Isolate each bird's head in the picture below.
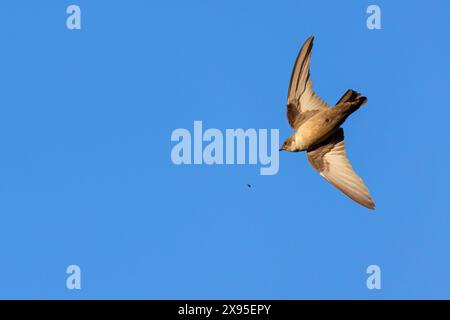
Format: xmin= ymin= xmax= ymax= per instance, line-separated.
xmin=279 ymin=134 xmax=298 ymax=152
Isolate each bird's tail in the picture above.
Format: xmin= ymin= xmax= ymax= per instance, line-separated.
xmin=335 ymin=89 xmax=368 ymax=107
xmin=335 ymin=89 xmax=368 ymax=115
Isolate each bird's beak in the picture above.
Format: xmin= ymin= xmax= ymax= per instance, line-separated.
xmin=279 ymin=147 xmax=284 ymax=151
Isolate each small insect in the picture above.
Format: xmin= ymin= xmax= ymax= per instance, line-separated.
xmin=247 ymin=184 xmax=252 ymax=188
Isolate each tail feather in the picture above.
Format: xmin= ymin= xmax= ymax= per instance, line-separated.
xmin=334 ymin=89 xmax=368 ymax=118
xmin=335 ymin=89 xmax=368 ymax=107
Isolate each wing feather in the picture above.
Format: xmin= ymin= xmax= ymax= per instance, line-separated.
xmin=307 ymin=129 xmax=375 ymax=209
xmin=286 ymin=36 xmax=329 ymax=130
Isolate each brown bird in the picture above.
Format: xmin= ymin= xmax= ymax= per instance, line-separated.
xmin=280 ymin=36 xmax=375 ymax=209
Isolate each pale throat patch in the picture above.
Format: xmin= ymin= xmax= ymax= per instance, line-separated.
xmin=294 ymin=131 xmax=308 ymax=150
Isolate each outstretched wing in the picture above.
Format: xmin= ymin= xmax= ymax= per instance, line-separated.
xmin=287 ymin=36 xmax=329 ymax=130
xmin=306 ymin=129 xmax=375 ymax=209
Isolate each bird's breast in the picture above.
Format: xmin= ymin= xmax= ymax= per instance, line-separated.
xmin=295 ymin=112 xmax=339 ymax=150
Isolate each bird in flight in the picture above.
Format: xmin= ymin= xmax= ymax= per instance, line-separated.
xmin=279 ymin=36 xmax=375 ymax=209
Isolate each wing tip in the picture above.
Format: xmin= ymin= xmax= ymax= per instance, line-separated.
xmin=361 ymin=199 xmax=376 ymax=210
xmin=366 ymin=203 xmax=376 ymax=210
xmin=305 ymin=35 xmax=315 ymax=47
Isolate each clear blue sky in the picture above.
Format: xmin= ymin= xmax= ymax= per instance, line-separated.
xmin=0 ymin=0 xmax=449 ymax=299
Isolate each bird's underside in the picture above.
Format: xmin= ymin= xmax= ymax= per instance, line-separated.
xmin=283 ymin=35 xmax=375 ymax=209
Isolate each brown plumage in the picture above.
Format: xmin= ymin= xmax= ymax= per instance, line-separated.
xmin=280 ymin=36 xmax=375 ymax=210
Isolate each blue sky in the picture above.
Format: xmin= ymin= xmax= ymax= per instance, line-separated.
xmin=0 ymin=0 xmax=449 ymax=299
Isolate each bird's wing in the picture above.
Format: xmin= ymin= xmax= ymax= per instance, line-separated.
xmin=287 ymin=36 xmax=329 ymax=130
xmin=306 ymin=129 xmax=375 ymax=209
